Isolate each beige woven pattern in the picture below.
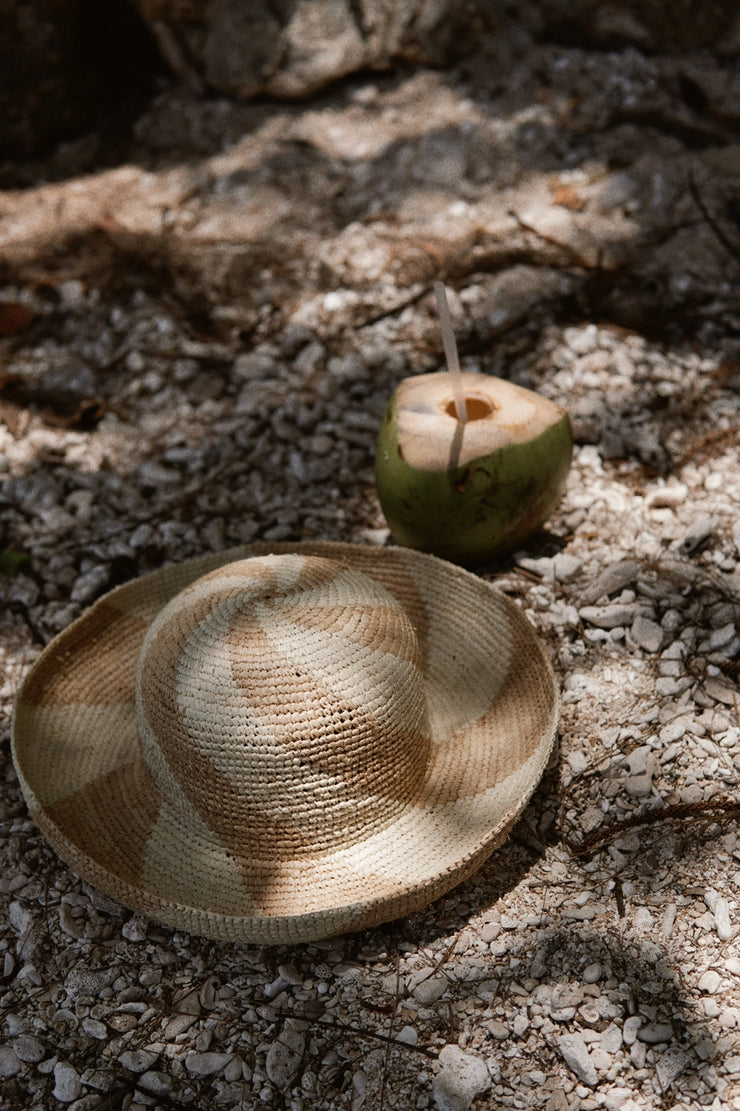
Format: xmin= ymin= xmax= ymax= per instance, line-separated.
xmin=12 ymin=541 xmax=559 ymax=944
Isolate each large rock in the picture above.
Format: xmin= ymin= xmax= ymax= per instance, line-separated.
xmin=135 ymin=0 xmax=486 ymax=98
xmin=532 ymin=0 xmax=740 ymax=51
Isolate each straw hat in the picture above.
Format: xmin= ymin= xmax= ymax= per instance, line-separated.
xmin=12 ymin=541 xmax=558 ymax=945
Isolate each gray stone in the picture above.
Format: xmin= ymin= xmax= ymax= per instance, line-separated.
xmin=656 ymin=1047 xmax=690 ymax=1091
xmin=709 ymin=622 xmax=737 ymax=651
xmin=604 ymin=1088 xmax=633 ymax=1111
xmin=139 ymin=1071 xmax=174 ymax=1097
xmin=53 ymin=1062 xmax=81 ymax=1103
xmin=0 ymin=1047 xmax=22 ymax=1079
xmin=580 ymin=560 xmax=640 ymax=604
xmin=411 ymin=972 xmax=448 ymax=1005
xmin=599 ymin=1024 xmax=623 ymax=1054
xmin=13 ymin=1034 xmax=45 ymax=1062
xmin=580 ymin=604 xmax=639 ymax=629
xmin=64 ymin=967 xmax=115 ymax=998
xmin=676 ymin=514 xmax=713 ymax=553
xmin=265 ymin=1024 xmax=305 ymax=1089
xmin=135 ymin=0 xmax=476 ymax=100
xmin=637 ymin=1022 xmax=674 ymax=1045
xmin=185 ymin=1051 xmax=233 ymax=1078
xmin=433 ymin=1045 xmax=491 ymax=1111
xmin=705 ymin=890 xmax=733 ymax=940
xmin=631 ymin=614 xmax=664 ymax=653
xmin=622 ymin=1016 xmax=642 ymax=1045
xmin=557 ymin=1033 xmax=598 ymax=1087
xmin=698 ymin=969 xmax=721 ymax=994
xmin=582 ymin=962 xmax=602 ymax=984
xmin=120 ymin=1049 xmax=159 ymax=1073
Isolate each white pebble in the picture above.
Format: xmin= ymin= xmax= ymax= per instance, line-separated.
xmin=705 ymin=889 xmax=733 ymax=940
xmin=553 ymin=553 xmax=583 ymax=581
xmin=53 ymin=1062 xmax=81 ymax=1103
xmin=557 ymin=1033 xmax=598 ymax=1087
xmin=582 ymin=962 xmax=602 ymax=984
xmin=698 ymin=970 xmax=721 ymax=994
xmin=433 ymin=1045 xmax=491 ymax=1111
xmin=645 ymin=482 xmax=688 ymax=507
xmin=580 ymin=603 xmax=639 ymax=629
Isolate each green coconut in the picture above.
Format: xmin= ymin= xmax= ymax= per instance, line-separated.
xmin=375 ymin=370 xmax=572 ymax=565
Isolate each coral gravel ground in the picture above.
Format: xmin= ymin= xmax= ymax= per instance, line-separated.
xmin=2 ymin=6 xmax=740 ymax=1109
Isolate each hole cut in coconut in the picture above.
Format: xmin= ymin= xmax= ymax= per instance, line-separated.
xmin=444 ymin=395 xmax=496 ymax=422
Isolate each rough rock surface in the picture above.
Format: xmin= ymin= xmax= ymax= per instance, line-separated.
xmin=134 ymin=0 xmax=485 ymax=99
xmin=2 ymin=5 xmax=740 ymax=1110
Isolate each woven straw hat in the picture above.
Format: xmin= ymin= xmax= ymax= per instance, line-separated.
xmin=12 ymin=541 xmax=558 ymax=945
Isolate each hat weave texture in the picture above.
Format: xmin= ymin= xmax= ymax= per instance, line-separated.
xmin=12 ymin=541 xmax=558 ymax=944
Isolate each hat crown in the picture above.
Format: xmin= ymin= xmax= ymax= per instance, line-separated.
xmin=135 ymin=554 xmax=430 ymax=859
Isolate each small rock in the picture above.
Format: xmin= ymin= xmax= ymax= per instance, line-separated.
xmin=0 ymin=1047 xmax=21 ymax=1078
xmin=626 ymin=745 xmax=653 ymax=776
xmin=64 ymin=967 xmax=114 ymax=999
xmin=622 ymin=1016 xmax=642 ymax=1045
xmin=580 ymin=559 xmax=640 ymax=604
xmin=53 ymin=1062 xmax=81 ymax=1103
xmin=517 ymin=555 xmax=554 ymax=579
xmin=625 ymin=773 xmax=653 ymax=798
xmin=637 ymin=1022 xmax=673 ymax=1045
xmin=557 ymin=1033 xmax=598 ymax=1087
xmin=566 ymin=750 xmax=589 ymax=775
xmin=550 ymin=985 xmax=583 ymax=1022
xmin=120 ymin=1049 xmax=158 ymax=1073
xmin=224 ymin=1057 xmax=244 ymax=1083
xmin=656 ymin=1047 xmax=690 ymax=1091
xmin=676 ymin=514 xmax=713 ymax=553
xmin=599 ymin=1023 xmax=623 ymax=1054
xmin=705 ymin=889 xmax=733 ymax=940
xmin=185 ymin=1051 xmax=232 ymax=1078
xmin=265 ymin=1024 xmax=305 ymax=1090
xmin=70 ymin=566 xmax=109 ymax=604
xmin=659 ymin=718 xmax=689 ymax=744
xmin=582 ymin=962 xmax=602 ymax=984
xmin=138 ymin=1071 xmax=173 ymax=1097
xmin=8 ymin=901 xmax=32 ymax=934
xmin=13 ymin=1034 xmax=45 ymax=1062
xmin=82 ymin=1017 xmax=107 ymax=1040
xmin=121 ymin=915 xmax=149 ymax=941
xmin=698 ymin=969 xmax=721 ymax=994
xmin=604 ymin=1087 xmax=633 ymax=1111
xmin=411 ymin=972 xmax=448 ymax=1005
xmin=433 ymin=1045 xmax=491 ymax=1111
xmin=645 ymin=482 xmax=688 ymax=508
xmin=709 ymin=622 xmax=737 ymax=652
xmin=553 ymin=553 xmax=583 ymax=581
xmin=631 ymin=614 xmax=664 ymax=653
xmin=580 ymin=603 xmax=639 ymax=629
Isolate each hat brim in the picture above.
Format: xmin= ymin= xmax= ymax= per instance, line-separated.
xmin=12 ymin=541 xmax=558 ymax=944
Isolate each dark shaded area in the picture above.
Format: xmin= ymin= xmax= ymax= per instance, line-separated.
xmin=0 ymin=0 xmax=165 ymax=181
